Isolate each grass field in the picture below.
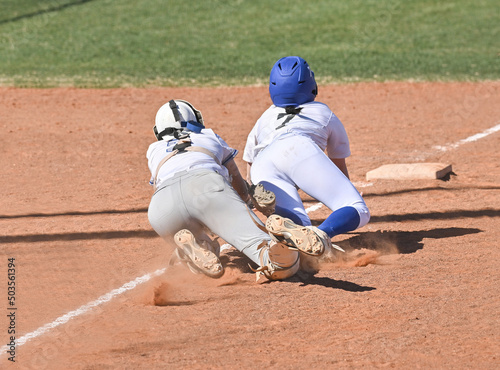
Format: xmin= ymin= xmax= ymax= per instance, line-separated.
xmin=0 ymin=0 xmax=499 ymax=87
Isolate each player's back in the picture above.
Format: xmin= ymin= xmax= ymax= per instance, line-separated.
xmin=147 ymin=129 xmax=236 ymax=188
xmin=245 ymin=101 xmax=342 ymax=161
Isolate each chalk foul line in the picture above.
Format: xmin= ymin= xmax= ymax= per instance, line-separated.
xmin=0 ymin=268 xmax=166 ymax=356
xmin=433 ymin=122 xmax=500 ymax=152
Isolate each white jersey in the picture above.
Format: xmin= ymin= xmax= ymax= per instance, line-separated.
xmin=147 ymin=129 xmax=237 ymax=189
xmin=243 ymin=101 xmax=350 ymax=163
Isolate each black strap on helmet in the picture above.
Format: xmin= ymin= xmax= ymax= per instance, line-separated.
xmin=169 ymin=100 xmax=182 ymax=122
xmin=154 ymin=126 xmax=182 ymax=140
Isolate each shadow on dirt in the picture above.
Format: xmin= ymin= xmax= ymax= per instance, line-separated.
xmin=0 ymin=0 xmax=95 ymax=25
xmin=220 ymin=251 xmax=254 ymax=274
xmin=369 ymin=210 xmax=499 ymax=223
xmin=337 ymin=227 xmax=482 ymax=254
xmin=3 ymin=206 xmax=498 ymax=221
xmin=154 ymin=300 xmax=197 ymax=307
xmin=361 ymin=183 xmax=500 ymax=198
xmin=294 ymin=276 xmax=376 ymax=291
xmin=310 ymin=208 xmax=499 ymax=225
xmin=0 ymin=225 xmax=483 ymax=249
xmin=301 ymin=185 xmax=500 ymax=204
xmin=0 ymin=207 xmax=147 ymax=219
xmin=0 ymin=230 xmax=158 ymax=244
xmin=221 ymin=250 xmax=376 ymax=291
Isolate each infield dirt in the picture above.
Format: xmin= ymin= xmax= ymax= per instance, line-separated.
xmin=1 ymin=82 xmax=499 ymax=369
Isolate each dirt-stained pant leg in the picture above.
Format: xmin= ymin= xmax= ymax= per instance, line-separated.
xmin=182 ymin=170 xmax=273 ymax=265
xmin=148 ymin=169 xmax=271 ymax=266
xmin=148 ymin=174 xmax=188 ymax=238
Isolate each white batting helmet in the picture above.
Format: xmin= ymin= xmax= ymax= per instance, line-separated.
xmin=153 ymin=99 xmax=204 ymax=140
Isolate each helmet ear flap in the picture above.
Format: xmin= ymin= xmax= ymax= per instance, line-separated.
xmin=312 ymin=69 xmax=318 ymax=96
xmin=175 ymin=99 xmax=204 ymax=125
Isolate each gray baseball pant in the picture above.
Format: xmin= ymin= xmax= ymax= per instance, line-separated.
xmin=148 ymin=169 xmax=270 ymax=265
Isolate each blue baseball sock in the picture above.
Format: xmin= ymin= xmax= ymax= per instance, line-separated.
xmin=318 ymin=206 xmax=360 ymax=238
xmin=275 ymin=205 xmax=306 ymax=225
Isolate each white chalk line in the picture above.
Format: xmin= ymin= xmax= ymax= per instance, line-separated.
xmin=6 ymin=122 xmax=499 ymax=356
xmin=433 ymin=122 xmax=500 ymax=152
xmin=0 ymin=268 xmax=166 ymax=356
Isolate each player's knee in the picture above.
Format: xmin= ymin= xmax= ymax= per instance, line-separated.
xmin=355 ymin=203 xmax=370 ymax=229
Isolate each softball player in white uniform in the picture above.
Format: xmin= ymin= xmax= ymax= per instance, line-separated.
xmin=244 ymin=56 xmax=370 ymax=240
xmin=147 ymin=99 xmax=300 ymax=281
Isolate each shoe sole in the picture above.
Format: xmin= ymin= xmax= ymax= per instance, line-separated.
xmin=265 ymin=215 xmax=325 ymax=256
xmin=173 ymin=230 xmax=224 ymax=278
xmin=252 ymin=183 xmax=276 ymax=207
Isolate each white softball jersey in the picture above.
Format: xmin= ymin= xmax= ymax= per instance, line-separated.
xmin=243 ymin=101 xmax=351 ymax=164
xmin=147 ymin=129 xmax=237 ymax=190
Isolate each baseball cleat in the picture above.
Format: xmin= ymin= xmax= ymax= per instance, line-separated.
xmin=173 ymin=229 xmax=224 ymax=278
xmin=247 ymin=182 xmax=276 ymax=216
xmin=314 ymin=227 xmax=345 ymax=253
xmin=265 ymin=215 xmax=328 ymax=256
xmin=252 ymin=183 xmax=276 ymax=207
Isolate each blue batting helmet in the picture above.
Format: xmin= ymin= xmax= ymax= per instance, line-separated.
xmin=269 ymin=56 xmax=318 ymax=107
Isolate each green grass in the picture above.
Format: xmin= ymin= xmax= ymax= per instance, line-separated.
xmin=0 ymin=0 xmax=498 ymax=87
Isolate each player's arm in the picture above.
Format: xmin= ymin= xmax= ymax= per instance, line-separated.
xmin=224 ymin=158 xmax=251 ymax=203
xmin=329 ymin=157 xmax=350 ymax=179
xmin=245 ymin=162 xmax=253 ymax=184
xmin=242 ymin=121 xmax=259 ymax=185
xmin=326 ymin=116 xmax=351 ymax=179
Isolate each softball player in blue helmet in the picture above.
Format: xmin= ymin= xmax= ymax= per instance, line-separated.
xmin=243 ymin=56 xmax=370 ymax=249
